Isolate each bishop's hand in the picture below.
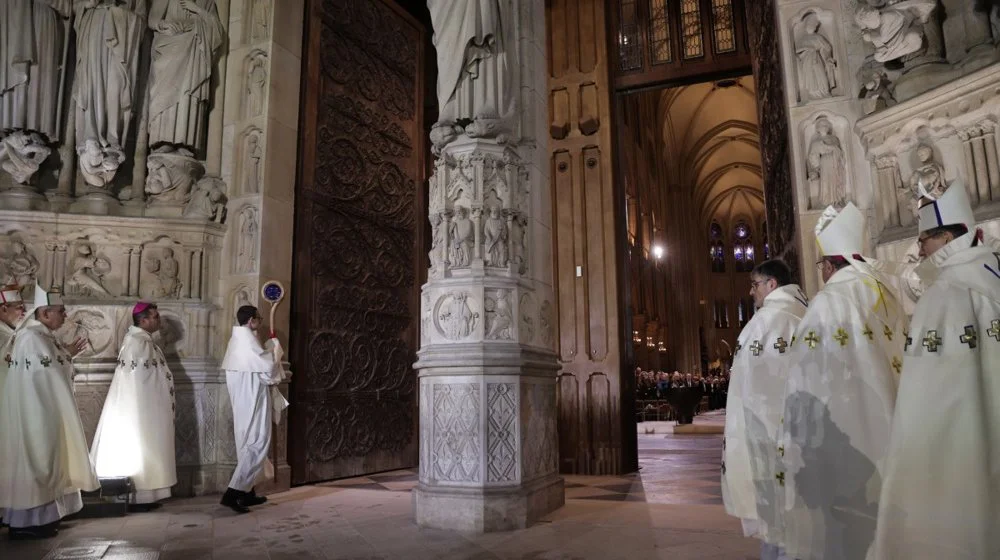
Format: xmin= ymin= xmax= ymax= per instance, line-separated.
xmin=68 ymin=337 xmax=88 ymax=358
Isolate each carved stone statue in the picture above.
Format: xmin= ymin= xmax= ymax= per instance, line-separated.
xmin=245 ymin=53 xmax=267 ymax=119
xmin=427 ymin=0 xmax=516 ymax=151
xmin=235 ymin=206 xmax=259 ymax=273
xmin=144 ymin=146 xmax=205 ymax=206
xmin=908 ymin=144 xmax=947 ymax=214
xmin=68 ymin=244 xmax=112 ymax=296
xmin=807 ymin=117 xmax=847 ymax=209
xmin=855 ymin=2 xmax=938 ymax=64
xmin=248 ymin=0 xmax=269 ymax=42
xmin=146 ymin=247 xmax=182 ymax=298
xmin=440 ymin=292 xmax=477 ymax=340
xmin=511 ymin=212 xmax=527 ymax=274
xmin=0 ymin=0 xmax=72 ymax=142
xmin=73 ymin=0 xmax=145 ymax=187
xmin=486 ymin=290 xmax=512 ymax=340
xmin=859 ymin=66 xmax=896 ymax=115
xmin=0 ymin=239 xmax=40 ymax=286
xmin=147 ymin=0 xmax=224 ymax=151
xmin=483 ymin=206 xmax=508 ymax=267
xmin=795 ymin=12 xmax=837 ymax=101
xmin=184 ymin=175 xmax=227 ymax=222
xmin=242 ymin=132 xmax=262 ymax=194
xmin=449 ymin=206 xmax=474 ymax=267
xmin=429 ymin=212 xmax=444 ymax=272
xmin=0 ymin=131 xmax=52 ymax=184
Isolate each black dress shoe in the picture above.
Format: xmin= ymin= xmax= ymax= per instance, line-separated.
xmin=219 ymin=488 xmax=250 ymax=514
xmin=8 ymin=522 xmax=59 ymax=540
xmin=245 ymin=489 xmax=267 ymax=506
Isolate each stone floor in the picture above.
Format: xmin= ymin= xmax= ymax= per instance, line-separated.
xmin=0 ymin=427 xmax=757 ymax=560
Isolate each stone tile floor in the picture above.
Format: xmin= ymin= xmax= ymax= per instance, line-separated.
xmin=1 ymin=429 xmax=757 ymax=560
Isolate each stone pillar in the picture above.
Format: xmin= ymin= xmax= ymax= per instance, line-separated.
xmin=414 ymin=0 xmax=563 ymax=532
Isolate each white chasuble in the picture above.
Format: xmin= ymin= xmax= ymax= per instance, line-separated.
xmin=90 ymin=326 xmax=176 ymax=502
xmin=221 ymin=326 xmax=286 ymax=492
xmin=0 ymin=319 xmax=98 ymax=512
xmin=723 ymin=284 xmax=807 ymax=545
xmin=874 ymin=235 xmax=1000 ymax=560
xmin=779 ymin=266 xmax=906 ymax=560
xmin=0 ymin=319 xmax=14 ymax=398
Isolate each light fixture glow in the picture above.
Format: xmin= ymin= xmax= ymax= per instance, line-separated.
xmin=652 ymin=245 xmax=664 ymax=259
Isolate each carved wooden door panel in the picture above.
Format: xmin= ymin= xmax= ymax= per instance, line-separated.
xmin=291 ymin=0 xmax=425 ymax=484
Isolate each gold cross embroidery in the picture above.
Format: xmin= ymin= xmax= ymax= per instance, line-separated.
xmin=891 ymin=356 xmax=902 ymax=374
xmin=960 ymin=325 xmax=978 ymax=349
xmin=922 ymin=330 xmax=942 ymax=353
xmin=803 ymin=331 xmax=820 ymax=349
xmin=833 ymin=328 xmax=849 ymax=347
xmin=988 ymin=320 xmax=1000 ymax=342
xmin=773 ymin=337 xmax=788 ymax=354
xmin=777 ymin=445 xmax=785 ymax=457
xmin=750 ymin=340 xmax=764 ymax=356
xmin=862 ymin=324 xmax=874 ymax=341
xmin=883 ymin=325 xmax=894 ymax=341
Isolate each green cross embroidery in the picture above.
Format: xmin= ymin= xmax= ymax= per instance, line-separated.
xmin=40 ymin=356 xmax=51 ymax=367
xmin=803 ymin=331 xmax=820 ymax=349
xmin=883 ymin=325 xmax=894 ymax=341
xmin=833 ymin=328 xmax=849 ymax=347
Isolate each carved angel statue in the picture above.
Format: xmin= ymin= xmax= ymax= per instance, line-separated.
xmin=483 ymin=206 xmax=508 ymax=267
xmin=184 ymin=175 xmax=228 ymax=222
xmin=68 ymin=244 xmax=111 ymax=296
xmin=0 ymin=131 xmax=51 ymax=184
xmin=427 ymin=0 xmax=516 ymax=152
xmin=0 ymin=240 xmax=40 ymax=286
xmin=855 ymin=1 xmax=938 ymax=64
xmin=794 ymin=12 xmax=837 ymax=101
xmin=807 ymin=117 xmax=847 ymax=209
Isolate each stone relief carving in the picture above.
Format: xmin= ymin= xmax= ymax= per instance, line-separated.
xmin=486 ymin=383 xmax=517 ymax=482
xmin=144 ymin=146 xmax=205 ymax=206
xmin=0 ymin=238 xmax=40 ymax=287
xmin=244 ymin=51 xmax=268 ymax=120
xmin=145 ymin=247 xmax=183 ymax=299
xmin=794 ymin=11 xmax=838 ymax=101
xmin=908 ymin=143 xmax=947 ymax=203
xmin=0 ymin=131 xmax=51 ymax=185
xmin=147 ymin=0 xmax=225 ymax=151
xmin=511 ymin=212 xmax=528 ymax=274
xmin=0 ymin=0 xmax=72 ymax=143
xmin=431 ymin=383 xmax=481 ymax=482
xmin=855 ymin=2 xmax=938 ymax=65
xmin=428 ymin=212 xmax=445 ymax=273
xmin=519 ymin=293 xmax=535 ymax=344
xmin=521 ymin=384 xmax=557 ymax=480
xmin=241 ymin=129 xmax=263 ymax=194
xmin=67 ymin=243 xmax=112 ymax=297
xmin=427 ymin=0 xmax=516 ymax=153
xmin=437 ymin=292 xmax=478 ymax=340
xmin=449 ymin=206 xmax=474 ymax=268
xmin=483 ymin=206 xmax=508 ymax=267
xmin=58 ymin=308 xmax=112 ymax=358
xmin=806 ymin=117 xmax=847 ymax=209
xmin=234 ymin=205 xmax=259 ymax=274
xmin=153 ymin=309 xmax=185 ymax=356
xmin=539 ymin=300 xmax=554 ymax=349
xmin=859 ymin=66 xmax=896 ymax=115
xmin=74 ymin=0 xmax=145 ymax=187
xmin=484 ymin=289 xmax=513 ymax=341
xmin=420 ymin=291 xmax=431 ymax=346
xmin=246 ymin=0 xmax=270 ymax=42
xmin=234 ymin=284 xmax=255 ymax=310
xmin=184 ymin=175 xmax=228 ymax=222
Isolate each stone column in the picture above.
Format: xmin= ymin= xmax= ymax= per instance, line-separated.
xmin=414 ymin=0 xmax=563 ymax=532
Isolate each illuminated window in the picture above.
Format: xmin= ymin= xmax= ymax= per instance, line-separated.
xmin=680 ymin=0 xmax=703 ymax=59
xmin=710 ymin=221 xmax=725 ymax=273
xmin=733 ymin=221 xmax=754 ymax=272
xmin=762 ymin=221 xmax=770 ymax=259
xmin=619 ymin=0 xmax=643 ymax=72
xmin=711 ymin=0 xmax=736 ymax=54
xmin=648 ymin=0 xmax=673 ymax=64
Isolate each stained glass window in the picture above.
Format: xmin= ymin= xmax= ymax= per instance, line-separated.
xmin=680 ymin=0 xmax=703 ymax=59
xmin=710 ymin=221 xmax=725 ymax=273
xmin=711 ymin=0 xmax=736 ymax=54
xmin=619 ymin=0 xmax=643 ymax=72
xmin=733 ymin=221 xmax=754 ymax=272
xmin=648 ymin=0 xmax=673 ymax=64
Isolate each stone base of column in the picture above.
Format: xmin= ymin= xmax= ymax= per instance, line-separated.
xmin=0 ymin=186 xmax=48 ymax=211
xmin=414 ymin=474 xmax=564 ymax=532
xmin=70 ymin=191 xmax=123 ymax=216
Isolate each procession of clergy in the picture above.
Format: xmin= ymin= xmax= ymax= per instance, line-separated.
xmin=0 ymin=285 xmax=288 ymax=539
xmin=722 ymin=179 xmax=1000 ymax=560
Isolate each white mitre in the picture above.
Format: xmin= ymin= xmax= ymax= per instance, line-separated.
xmin=0 ymin=285 xmax=22 ymax=305
xmin=815 ymin=202 xmax=865 ymax=258
xmin=917 ymin=179 xmax=976 ymax=234
xmin=32 ymin=282 xmax=64 ymax=310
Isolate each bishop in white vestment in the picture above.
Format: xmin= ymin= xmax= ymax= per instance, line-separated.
xmin=0 ymin=284 xmax=26 ymax=395
xmin=90 ymin=302 xmax=177 ymax=505
xmin=723 ymin=259 xmax=807 ymax=560
xmin=779 ymin=204 xmax=906 ymax=560
xmin=220 ymin=305 xmax=287 ymax=514
xmin=0 ymin=284 xmax=95 ymax=539
xmin=874 ymin=182 xmax=1000 ymax=559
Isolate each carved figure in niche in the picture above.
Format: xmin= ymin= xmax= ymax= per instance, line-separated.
xmin=449 ymin=206 xmax=474 ymax=267
xmin=0 ymin=0 xmax=72 ymax=142
xmin=429 ymin=212 xmax=444 ymax=272
xmin=427 ymin=0 xmax=516 ymax=152
xmin=68 ymin=244 xmax=111 ymax=297
xmin=58 ymin=309 xmax=110 ymax=357
xmin=77 ymin=138 xmax=125 ymax=189
xmin=855 ymin=2 xmax=937 ymax=65
xmin=859 ymin=66 xmax=896 ymax=115
xmin=807 ymin=117 xmax=847 ymax=209
xmin=235 ymin=206 xmax=259 ymax=274
xmin=439 ymin=293 xmax=477 ymax=340
xmin=184 ymin=175 xmax=228 ymax=222
xmin=234 ymin=285 xmax=253 ymax=310
xmin=483 ymin=206 xmax=508 ymax=267
xmin=908 ymin=144 xmax=947 ymax=209
xmin=539 ymin=300 xmax=554 ymax=348
xmin=245 ymin=53 xmax=267 ymax=119
xmin=153 ymin=312 xmax=183 ymax=355
xmin=74 ymin=0 xmax=145 ymax=187
xmin=147 ymin=0 xmax=225 ymax=151
xmin=248 ymin=0 xmax=269 ymax=42
xmin=242 ymin=132 xmax=262 ymax=194
xmin=485 ymin=290 xmax=512 ymax=340
xmin=145 ymin=248 xmax=182 ymax=298
xmin=0 ymin=131 xmax=51 ymax=184
xmin=0 ymin=239 xmax=40 ymax=286
xmin=795 ymin=12 xmax=837 ymax=101
xmin=511 ymin=212 xmax=527 ymax=274
xmin=144 ymin=146 xmax=205 ymax=205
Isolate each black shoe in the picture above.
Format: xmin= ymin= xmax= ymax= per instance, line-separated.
xmin=245 ymin=490 xmax=267 ymax=507
xmin=220 ymin=488 xmax=250 ymax=514
xmin=9 ymin=522 xmax=59 ymax=540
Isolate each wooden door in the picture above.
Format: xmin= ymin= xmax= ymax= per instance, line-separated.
xmin=290 ymin=0 xmax=425 ymax=484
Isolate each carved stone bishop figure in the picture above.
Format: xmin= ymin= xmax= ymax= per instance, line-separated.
xmin=483 ymin=206 xmax=508 ymax=267
xmin=147 ymin=0 xmax=224 ymax=151
xmin=449 ymin=206 xmax=474 ymax=267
